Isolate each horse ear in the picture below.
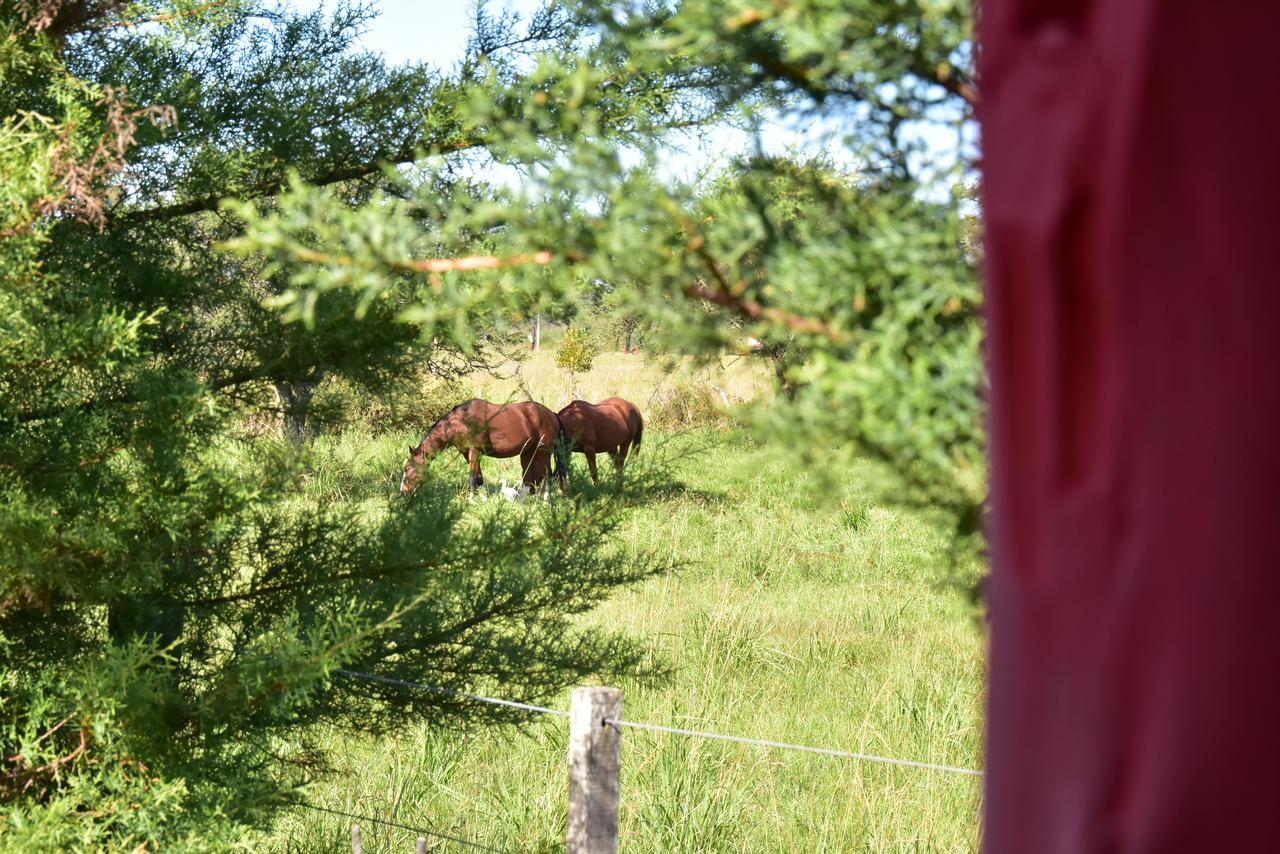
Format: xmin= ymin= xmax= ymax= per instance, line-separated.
xmin=408 ymin=445 xmax=416 ymax=456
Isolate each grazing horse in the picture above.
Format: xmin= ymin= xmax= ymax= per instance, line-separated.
xmin=556 ymin=397 xmax=644 ymax=484
xmin=400 ymin=399 xmax=562 ymax=495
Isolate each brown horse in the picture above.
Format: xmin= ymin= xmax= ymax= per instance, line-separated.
xmin=400 ymin=399 xmax=562 ymax=494
xmin=556 ymin=397 xmax=644 ymax=484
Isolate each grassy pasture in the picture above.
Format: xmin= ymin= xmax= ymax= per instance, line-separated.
xmin=468 ymin=346 xmax=772 ymax=427
xmin=267 ymin=352 xmax=985 ymax=852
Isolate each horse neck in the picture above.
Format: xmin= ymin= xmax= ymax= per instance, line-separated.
xmin=420 ymin=419 xmax=458 ymax=456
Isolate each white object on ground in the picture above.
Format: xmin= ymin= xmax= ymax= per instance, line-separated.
xmin=478 ymin=480 xmax=531 ymax=502
xmin=499 ymin=480 xmax=530 ymax=501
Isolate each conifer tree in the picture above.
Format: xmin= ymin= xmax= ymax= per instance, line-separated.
xmin=0 ymin=1 xmax=702 ymax=845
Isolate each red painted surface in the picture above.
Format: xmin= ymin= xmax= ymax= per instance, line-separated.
xmin=980 ymin=2 xmax=1280 ymax=850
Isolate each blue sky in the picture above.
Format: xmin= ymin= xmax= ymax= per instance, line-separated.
xmin=290 ymin=0 xmax=543 ymax=70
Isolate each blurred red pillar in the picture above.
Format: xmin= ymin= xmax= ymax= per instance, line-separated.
xmin=980 ymin=2 xmax=1280 ymax=850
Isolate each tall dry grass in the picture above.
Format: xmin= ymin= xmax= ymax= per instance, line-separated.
xmin=461 ymin=349 xmax=771 ymax=429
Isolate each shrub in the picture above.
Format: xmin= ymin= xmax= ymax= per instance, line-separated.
xmin=649 ymin=381 xmax=733 ymax=430
xmin=556 ymin=326 xmax=599 ymax=373
xmin=310 ymin=372 xmax=459 ymax=435
xmin=556 ymin=326 xmax=600 ymax=397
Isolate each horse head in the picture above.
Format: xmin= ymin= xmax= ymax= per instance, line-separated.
xmin=400 ymin=444 xmax=427 ymax=495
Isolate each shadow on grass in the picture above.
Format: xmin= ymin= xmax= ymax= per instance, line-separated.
xmin=560 ymin=472 xmax=725 ymax=506
xmin=626 ymin=478 xmax=726 ymax=505
xmin=557 ymin=429 xmax=730 ymax=509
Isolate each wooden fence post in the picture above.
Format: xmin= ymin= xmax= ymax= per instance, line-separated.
xmin=567 ymin=686 xmax=623 ymax=854
xmin=351 ymin=823 xmax=362 ymax=854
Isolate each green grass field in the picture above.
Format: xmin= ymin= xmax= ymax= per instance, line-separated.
xmin=266 ymin=352 xmax=986 ymax=852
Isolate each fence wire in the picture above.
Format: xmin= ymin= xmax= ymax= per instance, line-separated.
xmin=295 ymin=801 xmax=509 ymax=853
xmin=603 ymin=717 xmax=983 ymax=776
xmin=335 ymin=669 xmax=569 ymax=717
xmin=335 ymin=669 xmax=983 ymax=777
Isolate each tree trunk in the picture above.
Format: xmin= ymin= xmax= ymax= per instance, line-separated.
xmin=766 ymin=342 xmax=798 ymax=401
xmin=624 ymin=323 xmax=634 ymax=354
xmin=275 ymin=376 xmax=321 ymax=445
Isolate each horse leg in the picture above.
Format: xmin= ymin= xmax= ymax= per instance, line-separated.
xmin=467 ymin=447 xmax=484 ymax=491
xmin=585 ymin=451 xmax=599 ymax=484
xmin=613 ymin=441 xmax=631 ymax=473
xmin=520 ymin=446 xmax=541 ymax=489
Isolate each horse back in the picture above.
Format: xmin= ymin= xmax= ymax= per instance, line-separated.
xmin=556 ymin=400 xmax=594 ymax=442
xmin=582 ymin=397 xmax=643 ymax=451
xmin=598 ymin=398 xmax=642 ymax=431
xmin=463 ymin=399 xmax=558 ymax=456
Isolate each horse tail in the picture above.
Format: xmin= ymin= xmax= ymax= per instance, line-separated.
xmin=553 ymin=416 xmax=572 ymax=486
xmin=632 ymin=411 xmax=643 ymax=455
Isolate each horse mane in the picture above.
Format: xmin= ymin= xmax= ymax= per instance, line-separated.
xmin=418 ymin=403 xmax=457 ymax=448
xmin=417 ymin=400 xmax=473 ymax=449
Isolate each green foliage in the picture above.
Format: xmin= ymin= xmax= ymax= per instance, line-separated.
xmin=555 ymin=325 xmax=599 ymax=375
xmin=578 ymin=0 xmax=976 ymax=176
xmin=309 ymin=371 xmax=460 ymax=436
xmin=0 ymin=1 xmax=691 ymax=846
xmin=692 ymin=159 xmax=984 ymax=492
